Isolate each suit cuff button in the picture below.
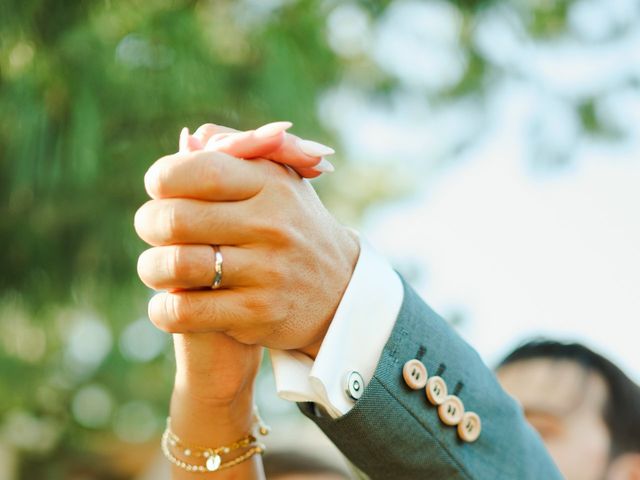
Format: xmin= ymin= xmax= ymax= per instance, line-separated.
xmin=425 ymin=376 xmax=448 ymax=405
xmin=345 ymin=370 xmax=365 ymax=401
xmin=458 ymin=412 xmax=482 ymax=442
xmin=402 ymin=359 xmax=428 ymax=389
xmin=438 ymin=395 xmax=465 ymax=426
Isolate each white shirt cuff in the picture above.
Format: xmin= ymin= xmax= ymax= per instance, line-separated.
xmin=270 ymin=236 xmax=404 ymax=418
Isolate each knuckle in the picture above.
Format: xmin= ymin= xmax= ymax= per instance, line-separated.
xmin=169 ymin=293 xmax=193 ymax=327
xmin=153 ymin=165 xmax=173 ymax=199
xmin=251 ymin=220 xmax=277 ymax=241
xmin=136 ymin=199 xmax=190 ymax=245
xmin=242 ymin=293 xmax=267 ymax=315
xmin=148 ymin=316 xmax=175 ymax=334
xmin=266 ymin=269 xmax=285 ymax=290
xmin=202 ymin=154 xmax=224 ymax=191
xmin=133 ymin=200 xmax=156 ymax=241
xmin=147 ymin=311 xmax=165 ymax=332
xmin=242 ymin=293 xmax=276 ymax=321
xmin=252 ymin=218 xmax=293 ymax=246
xmin=147 ymin=294 xmax=174 ymax=333
xmin=273 ymin=172 xmax=298 ymax=194
xmin=162 ymin=201 xmax=184 ymax=242
xmin=169 ymin=246 xmax=195 ymax=281
xmin=144 ymin=155 xmax=172 ymax=198
xmin=136 ymin=249 xmax=155 ymax=287
xmin=261 ymin=257 xmax=286 ymax=288
xmin=194 ymin=123 xmax=218 ymax=138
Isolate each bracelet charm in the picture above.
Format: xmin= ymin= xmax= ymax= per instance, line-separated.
xmin=161 ymin=407 xmax=270 ymax=473
xmin=206 ymin=453 xmax=222 ymax=472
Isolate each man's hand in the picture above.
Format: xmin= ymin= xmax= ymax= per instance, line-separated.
xmin=135 ymin=149 xmax=359 ymax=357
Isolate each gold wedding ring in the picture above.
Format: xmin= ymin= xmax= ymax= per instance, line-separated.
xmin=211 ymin=245 xmax=223 ymax=289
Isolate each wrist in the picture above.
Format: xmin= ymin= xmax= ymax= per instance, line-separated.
xmin=170 ymin=385 xmax=254 ymax=445
xmin=167 ymin=388 xmax=265 ymax=478
xmin=173 ymin=375 xmax=254 ymax=412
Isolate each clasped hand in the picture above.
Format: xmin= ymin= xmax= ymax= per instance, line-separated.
xmin=135 ymin=123 xmax=360 ymax=477
xmin=135 ymin=122 xmax=359 ymax=358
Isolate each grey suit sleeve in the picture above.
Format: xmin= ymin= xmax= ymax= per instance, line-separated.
xmin=298 ymin=279 xmax=563 ymax=480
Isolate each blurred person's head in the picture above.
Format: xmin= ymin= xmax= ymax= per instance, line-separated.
xmin=262 ymin=451 xmax=349 ymax=479
xmin=496 ymin=340 xmax=640 ymax=480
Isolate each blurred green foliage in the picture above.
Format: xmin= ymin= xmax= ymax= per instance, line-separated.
xmin=0 ymin=0 xmax=631 ymax=478
xmin=1 ymin=1 xmax=345 ymax=477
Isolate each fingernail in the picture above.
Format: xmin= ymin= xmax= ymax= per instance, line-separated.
xmin=255 ymin=121 xmax=293 ymax=138
xmin=297 ymin=138 xmax=335 ymax=157
xmin=179 ymin=127 xmax=190 ymax=152
xmin=312 ymin=157 xmax=335 ymax=173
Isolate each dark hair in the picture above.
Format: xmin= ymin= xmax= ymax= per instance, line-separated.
xmin=498 ymin=339 xmax=640 ymax=457
xmin=262 ymin=450 xmax=349 ymax=479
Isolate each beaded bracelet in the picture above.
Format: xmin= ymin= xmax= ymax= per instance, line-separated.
xmin=161 ymin=406 xmax=270 ymax=473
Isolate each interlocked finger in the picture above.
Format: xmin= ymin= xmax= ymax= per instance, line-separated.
xmin=192 ymin=123 xmax=332 ymax=178
xmin=137 ymin=245 xmax=253 ymax=291
xmin=147 ymin=289 xmax=250 ymax=334
xmin=144 ymin=150 xmax=267 ymax=201
xmin=134 ymin=198 xmax=256 ymax=247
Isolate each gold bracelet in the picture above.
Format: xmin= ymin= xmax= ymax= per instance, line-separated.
xmin=161 ymin=407 xmax=270 ymax=473
xmin=162 ymin=430 xmax=264 ymax=473
xmin=165 ymin=421 xmax=256 ymax=458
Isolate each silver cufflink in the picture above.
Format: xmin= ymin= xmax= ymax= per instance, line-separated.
xmin=344 ymin=370 xmax=365 ymax=401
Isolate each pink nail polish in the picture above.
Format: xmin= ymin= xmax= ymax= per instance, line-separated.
xmin=254 ymin=121 xmax=293 ymax=139
xmin=296 ymin=138 xmax=335 ymax=157
xmin=312 ymin=157 xmax=335 ymax=173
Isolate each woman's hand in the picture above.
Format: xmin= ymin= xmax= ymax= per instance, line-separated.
xmin=161 ymin=127 xmax=285 ymax=479
xmin=184 ymin=121 xmax=336 ymax=178
xmin=169 ymin=333 xmax=264 ymax=479
xmin=172 ymin=332 xmax=262 ymax=408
